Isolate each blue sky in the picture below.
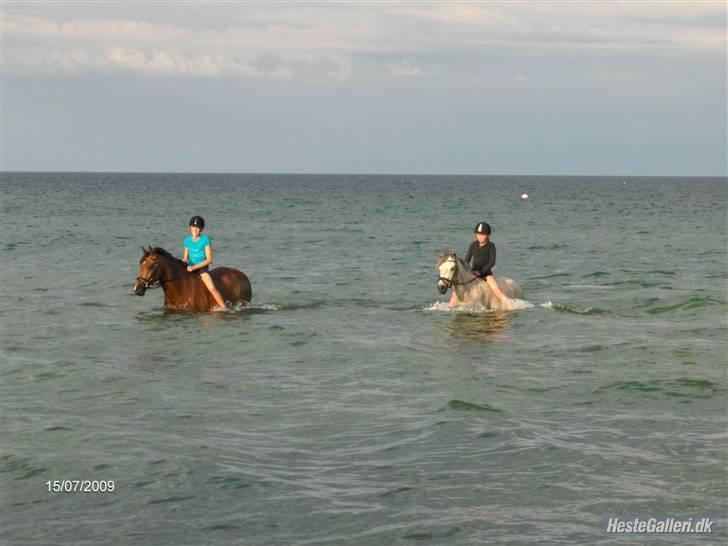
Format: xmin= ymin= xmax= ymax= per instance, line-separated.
xmin=2 ymin=1 xmax=726 ymax=175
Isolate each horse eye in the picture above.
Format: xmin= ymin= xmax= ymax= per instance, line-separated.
xmin=450 ymin=266 xmax=455 ymax=271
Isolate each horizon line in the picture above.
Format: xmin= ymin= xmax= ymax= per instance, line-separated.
xmin=1 ymin=170 xmax=726 ymax=179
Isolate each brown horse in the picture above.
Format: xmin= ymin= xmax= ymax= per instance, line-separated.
xmin=132 ymin=246 xmax=251 ymax=311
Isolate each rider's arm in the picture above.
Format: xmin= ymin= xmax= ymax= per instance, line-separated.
xmin=464 ymin=241 xmax=475 ymax=265
xmin=204 ymin=245 xmax=214 ymax=267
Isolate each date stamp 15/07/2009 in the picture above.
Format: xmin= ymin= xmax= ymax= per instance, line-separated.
xmin=46 ymin=480 xmax=115 ymax=494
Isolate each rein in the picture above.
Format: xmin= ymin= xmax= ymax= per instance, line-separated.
xmin=438 ymin=259 xmax=485 ymax=288
xmin=135 ymin=274 xmax=188 ymax=289
xmin=438 ymin=275 xmax=483 ymax=288
xmin=135 ymin=262 xmax=188 ymax=289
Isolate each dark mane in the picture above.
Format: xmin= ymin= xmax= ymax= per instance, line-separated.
xmin=151 ymin=247 xmax=188 ymax=268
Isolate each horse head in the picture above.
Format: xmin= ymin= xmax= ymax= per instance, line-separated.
xmin=132 ymin=246 xmax=161 ymax=296
xmin=437 ymin=252 xmax=459 ymax=294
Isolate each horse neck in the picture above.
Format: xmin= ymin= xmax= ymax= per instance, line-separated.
xmin=456 ymin=258 xmax=475 ymax=284
xmin=452 ymin=258 xmax=475 ymax=298
xmin=157 ymin=255 xmax=186 ymax=286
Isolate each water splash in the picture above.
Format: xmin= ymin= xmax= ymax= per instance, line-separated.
xmin=540 ymin=301 xmax=606 ymax=314
xmin=229 ymin=302 xmax=279 ymax=312
xmin=424 ymin=299 xmax=534 ymax=313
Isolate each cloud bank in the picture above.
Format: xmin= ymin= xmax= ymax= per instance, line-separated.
xmin=2 ymin=2 xmax=725 ymax=79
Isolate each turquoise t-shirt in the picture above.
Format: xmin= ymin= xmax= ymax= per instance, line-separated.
xmin=184 ymin=234 xmax=212 ymax=266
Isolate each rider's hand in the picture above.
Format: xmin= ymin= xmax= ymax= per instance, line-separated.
xmin=187 ymin=266 xmax=194 ymax=272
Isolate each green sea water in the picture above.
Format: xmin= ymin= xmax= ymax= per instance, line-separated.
xmin=1 ymin=173 xmax=726 ymax=545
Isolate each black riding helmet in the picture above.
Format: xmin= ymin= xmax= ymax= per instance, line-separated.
xmin=189 ymin=215 xmax=205 ymax=229
xmin=474 ymin=222 xmax=491 ymax=235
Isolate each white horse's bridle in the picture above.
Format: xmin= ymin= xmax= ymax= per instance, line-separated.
xmin=438 ymin=257 xmax=482 ymax=288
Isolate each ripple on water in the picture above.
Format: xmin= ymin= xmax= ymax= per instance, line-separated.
xmin=643 ymin=295 xmax=724 ymax=315
xmin=1 ymin=455 xmax=48 ymax=480
xmin=147 ymin=495 xmax=196 ymax=505
xmin=593 ymin=378 xmax=721 ymax=400
xmin=443 ymin=400 xmax=502 ymax=413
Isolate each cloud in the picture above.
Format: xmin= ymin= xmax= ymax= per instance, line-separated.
xmin=1 ymin=12 xmax=353 ymax=79
xmin=386 ymin=59 xmax=439 ymax=77
xmin=104 ymin=48 xmax=242 ymax=78
xmin=1 ymin=3 xmax=725 ymax=79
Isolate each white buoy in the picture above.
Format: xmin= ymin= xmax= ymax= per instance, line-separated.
xmin=521 ymin=193 xmax=529 ymax=199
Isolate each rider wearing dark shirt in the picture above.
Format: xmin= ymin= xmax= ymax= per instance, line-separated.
xmin=465 ymin=240 xmax=496 ymax=277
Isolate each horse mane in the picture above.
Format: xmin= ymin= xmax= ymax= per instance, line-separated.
xmin=437 ymin=252 xmax=455 ymax=267
xmin=454 ymin=256 xmax=473 ymax=280
xmin=150 ymin=247 xmax=188 ymax=268
xmin=437 ymin=252 xmax=469 ymax=269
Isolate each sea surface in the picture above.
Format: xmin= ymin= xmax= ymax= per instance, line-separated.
xmin=1 ymin=173 xmax=726 ymax=545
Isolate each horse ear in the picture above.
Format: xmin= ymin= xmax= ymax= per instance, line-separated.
xmin=141 ymin=246 xmax=149 ymax=256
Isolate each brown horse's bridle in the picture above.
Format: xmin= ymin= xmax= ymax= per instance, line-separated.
xmin=136 ymin=260 xmax=190 ymax=289
xmin=136 ymin=262 xmax=162 ymax=289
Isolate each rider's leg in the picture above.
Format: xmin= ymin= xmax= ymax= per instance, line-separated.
xmin=199 ymin=272 xmax=227 ymax=309
xmin=485 ymin=274 xmax=514 ymax=309
xmin=448 ymin=291 xmax=459 ymax=308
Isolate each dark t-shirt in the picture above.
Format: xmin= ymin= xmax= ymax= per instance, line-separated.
xmin=465 ymin=240 xmax=496 ymax=275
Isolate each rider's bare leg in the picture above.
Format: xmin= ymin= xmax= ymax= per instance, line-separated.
xmin=199 ymin=272 xmax=227 ymax=310
xmin=448 ymin=291 xmax=459 ymax=308
xmin=486 ymin=275 xmax=514 ymax=309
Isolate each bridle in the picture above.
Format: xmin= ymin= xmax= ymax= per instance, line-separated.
xmin=135 ymin=258 xmax=192 ymax=289
xmin=135 ymin=261 xmax=162 ymax=289
xmin=438 ymin=258 xmax=483 ymax=288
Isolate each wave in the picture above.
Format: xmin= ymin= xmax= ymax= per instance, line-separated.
xmin=528 ymin=272 xmax=573 ymax=281
xmin=540 ymin=301 xmax=607 ymax=315
xmin=234 ymin=302 xmax=279 ymax=312
xmin=584 ymin=271 xmax=611 ymax=278
xmin=276 ymin=301 xmax=327 ymax=311
xmin=593 ymin=378 xmax=723 ymax=399
xmin=527 ymin=243 xmax=571 ymax=250
xmin=643 ymin=295 xmax=725 ymax=316
xmin=442 ymin=399 xmax=502 ymax=412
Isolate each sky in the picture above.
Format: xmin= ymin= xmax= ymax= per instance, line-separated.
xmin=1 ymin=1 xmax=726 ymax=176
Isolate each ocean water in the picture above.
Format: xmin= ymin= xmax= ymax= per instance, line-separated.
xmin=1 ymin=173 xmax=726 ymax=545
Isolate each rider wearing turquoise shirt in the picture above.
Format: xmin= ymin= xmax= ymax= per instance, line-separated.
xmin=184 ymin=233 xmax=213 ymax=269
xmin=182 ymin=216 xmax=227 ymax=310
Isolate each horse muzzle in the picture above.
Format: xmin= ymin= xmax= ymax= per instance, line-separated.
xmin=132 ymin=282 xmax=147 ymax=296
xmin=437 ymin=280 xmax=449 ymax=294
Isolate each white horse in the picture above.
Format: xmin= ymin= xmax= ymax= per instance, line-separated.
xmin=437 ymin=252 xmax=523 ymax=311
